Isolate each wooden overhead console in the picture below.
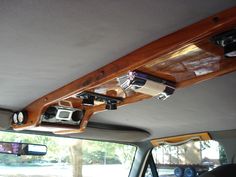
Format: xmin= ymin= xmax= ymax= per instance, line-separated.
xmin=12 ymin=7 xmax=236 ymax=134
xmin=151 ymin=132 xmax=211 ymax=147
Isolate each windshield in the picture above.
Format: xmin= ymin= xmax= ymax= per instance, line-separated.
xmin=0 ymin=131 xmax=136 ymax=177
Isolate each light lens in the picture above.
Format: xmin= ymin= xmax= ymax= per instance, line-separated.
xmin=12 ymin=113 xmax=18 ymax=124
xmin=17 ymin=112 xmax=24 ymax=123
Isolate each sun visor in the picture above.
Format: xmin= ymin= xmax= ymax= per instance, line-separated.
xmin=25 ymin=122 xmax=150 ymax=142
xmin=57 ymin=122 xmax=150 ymax=142
xmin=68 ymin=126 xmax=150 ymax=142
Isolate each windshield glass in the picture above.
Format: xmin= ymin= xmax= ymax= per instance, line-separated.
xmin=0 ymin=131 xmax=136 ymax=177
xmin=151 ymin=140 xmax=227 ymax=177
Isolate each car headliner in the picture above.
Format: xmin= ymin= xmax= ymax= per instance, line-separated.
xmin=0 ymin=1 xmax=236 ymax=141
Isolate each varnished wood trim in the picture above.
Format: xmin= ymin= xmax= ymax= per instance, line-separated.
xmin=151 ymin=132 xmax=211 ymax=147
xmin=177 ymin=60 xmax=236 ymax=88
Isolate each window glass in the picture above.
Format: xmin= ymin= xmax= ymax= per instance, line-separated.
xmin=0 ymin=131 xmax=136 ymax=177
xmin=144 ymin=164 xmax=154 ymax=177
xmin=152 ymin=140 xmax=227 ymax=177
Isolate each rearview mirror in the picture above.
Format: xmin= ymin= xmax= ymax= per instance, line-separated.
xmin=0 ymin=141 xmax=47 ymax=156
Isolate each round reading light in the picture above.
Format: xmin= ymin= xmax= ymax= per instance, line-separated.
xmin=12 ymin=113 xmax=19 ymax=124
xmin=17 ymin=112 xmax=24 ymax=124
xmin=12 ymin=111 xmax=28 ymax=125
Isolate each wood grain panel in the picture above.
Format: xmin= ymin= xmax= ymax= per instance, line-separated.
xmin=151 ymin=132 xmax=211 ymax=147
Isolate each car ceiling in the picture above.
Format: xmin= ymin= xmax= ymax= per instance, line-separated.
xmin=0 ymin=1 xmax=236 ymax=140
xmin=93 ymin=72 xmax=236 ymax=139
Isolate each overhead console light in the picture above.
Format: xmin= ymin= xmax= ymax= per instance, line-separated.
xmin=120 ymin=71 xmax=175 ymax=100
xmin=212 ymin=29 xmax=236 ymax=58
xmin=12 ymin=111 xmax=28 ymax=125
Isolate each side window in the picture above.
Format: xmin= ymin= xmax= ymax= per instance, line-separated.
xmin=144 ymin=165 xmax=154 ymax=177
xmin=143 ymin=154 xmax=158 ymax=177
xmin=151 ymin=140 xmax=227 ymax=177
